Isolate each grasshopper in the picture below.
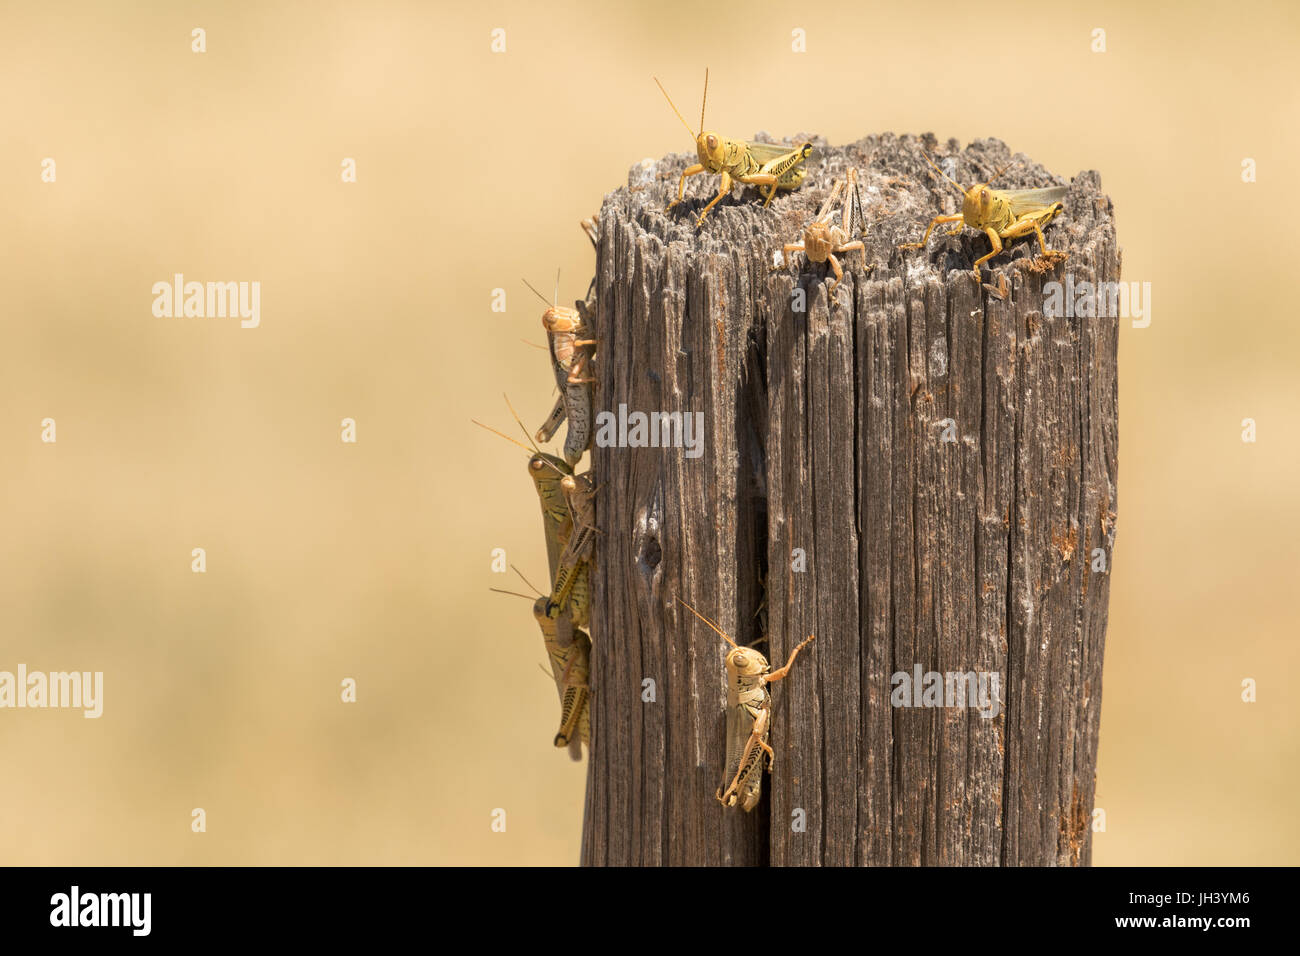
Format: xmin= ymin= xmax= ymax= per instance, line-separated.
xmin=655 ymin=69 xmax=814 ymax=227
xmin=774 ymin=167 xmax=871 ymax=293
xmin=492 ymin=567 xmax=591 ymax=760
xmin=542 ymin=600 xmax=591 ymax=752
xmin=474 ymin=401 xmax=591 ymax=630
xmin=678 ymin=598 xmax=815 ymax=811
xmin=475 ymin=408 xmax=572 ymax=573
xmin=900 ymin=149 xmax=1068 ymax=280
xmin=526 ymin=275 xmax=596 ymax=467
xmin=545 ymin=471 xmax=597 ymax=620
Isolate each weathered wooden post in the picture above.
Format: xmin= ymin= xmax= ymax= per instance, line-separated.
xmin=582 ymin=135 xmax=1119 ymax=866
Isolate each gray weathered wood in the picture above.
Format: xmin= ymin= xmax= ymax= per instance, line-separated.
xmin=581 ymin=135 xmax=1119 ymax=866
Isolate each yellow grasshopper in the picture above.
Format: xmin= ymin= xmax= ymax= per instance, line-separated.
xmin=655 ymin=69 xmax=814 ymax=227
xmin=774 ymin=167 xmax=871 ymax=293
xmin=900 ymin=150 xmax=1068 ymax=280
xmin=678 ymin=598 xmax=815 ymax=811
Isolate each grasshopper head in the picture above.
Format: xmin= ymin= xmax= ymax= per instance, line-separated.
xmin=541 ymin=305 xmax=581 ymax=334
xmin=531 ymin=595 xmax=551 ymax=624
xmin=802 ymin=221 xmax=834 ymax=263
xmin=529 ymin=454 xmax=570 ymax=500
xmin=696 ymin=131 xmax=733 ymax=171
xmin=657 ymin=71 xmax=731 ymax=171
xmin=529 ymin=453 xmax=565 ymax=476
xmin=962 ymin=184 xmax=995 ymax=225
xmin=725 ymin=646 xmax=769 ymax=680
xmin=962 ymin=160 xmax=1017 ymax=225
xmin=920 ymin=150 xmax=1001 ymax=228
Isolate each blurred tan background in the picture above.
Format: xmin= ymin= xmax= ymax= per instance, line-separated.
xmin=1 ymin=0 xmax=1296 ymax=865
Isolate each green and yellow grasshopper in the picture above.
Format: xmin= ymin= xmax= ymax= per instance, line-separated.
xmin=655 ymin=69 xmax=814 ymax=227
xmin=678 ymin=598 xmax=815 ymax=811
xmin=492 ymin=568 xmax=591 ymax=760
xmin=545 ymin=471 xmax=597 ymax=620
xmin=900 ymin=149 xmax=1068 ymax=280
xmin=535 ymin=597 xmax=591 ymax=752
xmin=474 ymin=400 xmax=592 ymax=629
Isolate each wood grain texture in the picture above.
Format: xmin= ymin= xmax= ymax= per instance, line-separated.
xmin=580 ymin=135 xmax=1119 ymax=866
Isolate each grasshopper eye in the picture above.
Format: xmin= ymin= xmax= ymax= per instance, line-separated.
xmin=706 ymin=134 xmax=718 ymax=151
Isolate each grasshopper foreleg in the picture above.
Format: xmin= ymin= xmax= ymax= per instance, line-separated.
xmin=773 ymin=242 xmax=804 ymax=272
xmin=827 ymin=253 xmax=843 ymax=291
xmin=828 ymin=239 xmax=867 ymax=293
xmin=694 ymin=170 xmax=736 ymax=226
xmin=669 ymin=164 xmax=706 ymax=211
xmin=764 ymin=634 xmax=816 ymax=684
xmin=565 ymin=349 xmax=597 ymax=386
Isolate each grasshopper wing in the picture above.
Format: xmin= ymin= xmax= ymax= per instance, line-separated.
xmin=1004 ymin=186 xmax=1069 ymax=216
xmin=746 ymin=141 xmax=819 ymax=165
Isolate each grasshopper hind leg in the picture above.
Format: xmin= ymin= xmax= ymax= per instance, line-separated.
xmin=899 ymin=214 xmax=964 ymax=251
xmin=1031 ymin=208 xmax=1067 ymax=260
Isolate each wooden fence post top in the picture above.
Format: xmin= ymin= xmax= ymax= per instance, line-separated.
xmin=582 ymin=133 xmax=1118 ymax=867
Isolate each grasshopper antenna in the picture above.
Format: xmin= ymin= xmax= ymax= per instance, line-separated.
xmin=489 ymin=587 xmax=535 ymax=601
xmin=654 ymin=76 xmax=697 ymax=138
xmin=502 ymin=393 xmax=546 ymax=453
xmin=553 ymin=268 xmax=560 ymax=307
xmin=473 ymin=395 xmax=547 ymax=458
xmin=921 ymin=149 xmax=966 ymax=197
xmin=522 ymin=278 xmax=552 ymax=308
xmin=985 ymin=159 xmax=1019 ymax=186
xmin=474 ymin=400 xmax=569 ymax=481
xmin=472 ymin=418 xmax=534 ymax=454
xmin=677 ymin=597 xmax=738 ymax=649
xmin=700 ymin=67 xmax=709 ymax=133
xmin=511 ymin=564 xmax=545 ymax=597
